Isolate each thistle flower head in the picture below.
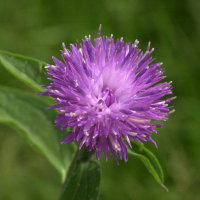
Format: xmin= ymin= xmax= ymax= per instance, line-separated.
xmin=38 ymin=26 xmax=175 ymax=163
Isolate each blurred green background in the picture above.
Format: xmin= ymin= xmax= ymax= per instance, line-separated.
xmin=0 ymin=0 xmax=200 ymax=199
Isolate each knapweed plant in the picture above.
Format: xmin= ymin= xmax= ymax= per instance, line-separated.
xmin=0 ymin=25 xmax=175 ymax=199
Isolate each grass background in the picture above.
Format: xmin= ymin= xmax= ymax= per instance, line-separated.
xmin=0 ymin=0 xmax=200 ymax=199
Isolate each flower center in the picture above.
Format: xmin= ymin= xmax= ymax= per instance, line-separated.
xmin=101 ymin=87 xmax=115 ymax=107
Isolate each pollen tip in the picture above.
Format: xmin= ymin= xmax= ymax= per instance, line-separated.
xmin=62 ymin=42 xmax=66 ymax=49
xmin=98 ymin=24 xmax=102 ymax=38
xmin=169 ymin=109 xmax=175 ymax=114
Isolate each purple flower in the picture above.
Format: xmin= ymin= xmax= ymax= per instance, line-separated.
xmin=38 ymin=26 xmax=175 ymax=163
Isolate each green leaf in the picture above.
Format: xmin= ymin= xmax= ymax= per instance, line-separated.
xmin=128 ymin=141 xmax=167 ymax=190
xmin=59 ymin=159 xmax=101 ymax=200
xmin=0 ymin=86 xmax=76 ymax=180
xmin=0 ymin=50 xmax=49 ymax=92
